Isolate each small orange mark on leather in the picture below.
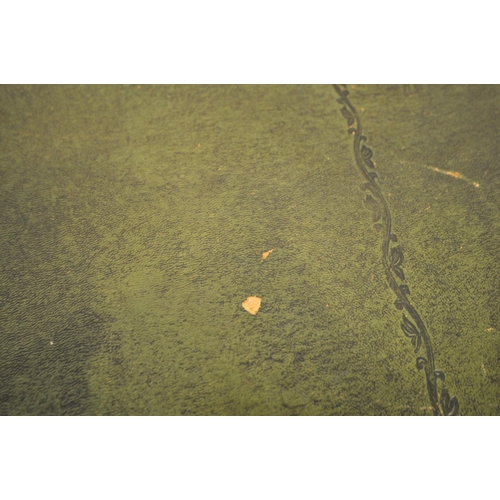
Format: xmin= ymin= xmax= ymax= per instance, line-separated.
xmin=261 ymin=248 xmax=274 ymax=262
xmin=242 ymin=296 xmax=262 ymax=315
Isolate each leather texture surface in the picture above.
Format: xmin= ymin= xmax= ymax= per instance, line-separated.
xmin=1 ymin=85 xmax=499 ymax=415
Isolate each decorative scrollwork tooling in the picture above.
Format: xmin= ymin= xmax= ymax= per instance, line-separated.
xmin=333 ymin=84 xmax=459 ymax=416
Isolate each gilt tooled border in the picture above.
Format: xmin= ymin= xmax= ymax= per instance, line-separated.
xmin=333 ymin=85 xmax=459 ymax=416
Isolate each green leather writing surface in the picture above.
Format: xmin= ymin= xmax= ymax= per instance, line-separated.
xmin=1 ymin=85 xmax=499 ymax=415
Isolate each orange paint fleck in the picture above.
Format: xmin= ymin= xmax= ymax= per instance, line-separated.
xmin=242 ymin=296 xmax=262 ymax=315
xmin=430 ymin=167 xmax=479 ymax=187
xmin=261 ymin=248 xmax=274 ymax=262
